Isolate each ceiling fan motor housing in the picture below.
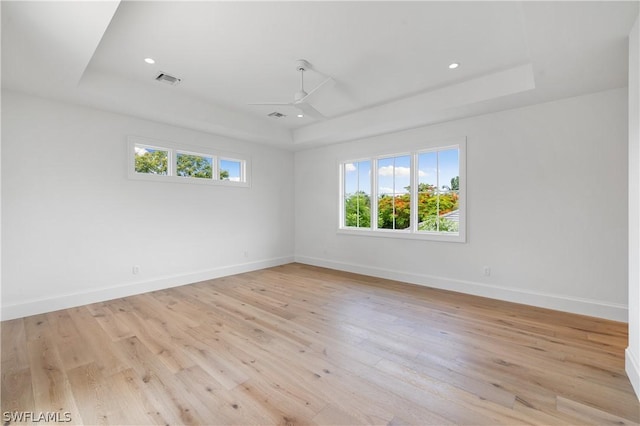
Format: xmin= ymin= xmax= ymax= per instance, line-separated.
xmin=295 ymin=59 xmax=311 ymax=72
xmin=248 ymin=58 xmax=327 ymax=119
xmin=294 ymin=90 xmax=308 ymax=102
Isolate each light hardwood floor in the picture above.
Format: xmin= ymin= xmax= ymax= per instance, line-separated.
xmin=2 ymin=263 xmax=639 ymax=425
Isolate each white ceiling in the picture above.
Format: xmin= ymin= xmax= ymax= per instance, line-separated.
xmin=2 ymin=1 xmax=638 ymax=149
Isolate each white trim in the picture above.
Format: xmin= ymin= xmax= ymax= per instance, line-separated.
xmin=295 ymin=255 xmax=628 ymax=322
xmin=339 ymin=158 xmax=375 ymax=230
xmin=410 ymin=152 xmax=418 ymax=233
xmin=627 ymin=348 xmax=640 ymax=401
xmin=219 ymin=157 xmax=246 ymax=183
xmin=1 ymin=256 xmax=293 ymax=321
xmin=337 ymin=227 xmax=463 ymax=242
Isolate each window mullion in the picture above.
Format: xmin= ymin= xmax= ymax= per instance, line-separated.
xmin=372 ymin=158 xmax=378 ymax=230
xmin=356 ymin=162 xmax=361 ymax=227
xmin=339 ymin=163 xmax=345 ymax=228
xmin=391 ymin=157 xmax=396 ymax=230
xmin=168 ymin=149 xmax=175 ymax=177
xmin=436 ymin=151 xmax=440 ymax=231
xmin=411 ymin=153 xmax=417 ymax=233
xmin=211 ymin=157 xmax=217 ymax=180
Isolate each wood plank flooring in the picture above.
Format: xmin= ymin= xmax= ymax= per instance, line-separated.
xmin=2 ymin=263 xmax=639 ymax=425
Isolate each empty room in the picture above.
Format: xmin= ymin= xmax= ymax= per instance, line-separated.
xmin=2 ymin=1 xmax=640 ymax=425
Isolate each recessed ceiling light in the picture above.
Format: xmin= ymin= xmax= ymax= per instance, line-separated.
xmin=144 ymin=58 xmax=155 ymax=64
xmin=297 ymin=114 xmax=304 ymax=118
xmin=448 ymin=62 xmax=459 ymax=69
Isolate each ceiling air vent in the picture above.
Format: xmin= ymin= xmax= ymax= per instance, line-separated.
xmin=155 ymin=72 xmax=181 ymax=86
xmin=268 ymin=111 xmax=287 ymax=118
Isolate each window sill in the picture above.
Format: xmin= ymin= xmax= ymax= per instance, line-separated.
xmin=337 ymin=227 xmax=466 ymax=243
xmin=128 ymin=172 xmax=250 ymax=188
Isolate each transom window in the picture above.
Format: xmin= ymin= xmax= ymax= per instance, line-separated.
xmin=176 ymin=151 xmax=213 ymax=179
xmin=220 ymin=159 xmax=243 ymax=182
xmin=134 ymin=145 xmax=168 ymax=175
xmin=128 ymin=137 xmax=249 ymax=187
xmin=340 ymin=139 xmax=465 ymax=242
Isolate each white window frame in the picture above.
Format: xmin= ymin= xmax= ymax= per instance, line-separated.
xmin=219 ymin=157 xmax=246 ymax=183
xmin=340 ymin=158 xmax=374 ymax=230
xmin=373 ymin=151 xmax=413 ymax=233
xmin=127 ymin=136 xmax=250 ymax=187
xmin=175 ymin=149 xmax=215 ymax=180
xmin=131 ymin=142 xmax=172 ymax=176
xmin=338 ymin=138 xmax=466 ymax=243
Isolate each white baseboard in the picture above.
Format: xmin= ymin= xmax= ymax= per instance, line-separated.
xmin=627 ymin=348 xmax=640 ymax=401
xmin=295 ymin=255 xmax=628 ymax=322
xmin=1 ymin=256 xmax=294 ymax=321
xmin=4 ymin=255 xmax=627 ymax=323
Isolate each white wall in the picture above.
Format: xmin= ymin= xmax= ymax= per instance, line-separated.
xmin=295 ymin=88 xmax=629 ymax=321
xmin=1 ymin=90 xmax=294 ymax=320
xmin=627 ymin=14 xmax=640 ymax=401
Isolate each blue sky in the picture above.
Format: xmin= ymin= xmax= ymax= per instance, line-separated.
xmin=378 ymin=155 xmax=411 ymax=195
xmin=220 ymin=159 xmax=241 ymax=181
xmin=344 ymin=148 xmax=459 ymax=196
xmin=418 ymin=149 xmax=459 ymax=191
xmin=135 ymin=146 xmax=165 ymax=156
xmin=344 ymin=160 xmax=371 ymax=195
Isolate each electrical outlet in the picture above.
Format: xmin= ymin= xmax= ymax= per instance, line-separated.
xmin=483 ymin=266 xmax=491 ymax=277
xmin=133 ymin=265 xmax=140 ymax=275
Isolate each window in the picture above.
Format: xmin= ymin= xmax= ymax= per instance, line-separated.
xmin=128 ymin=137 xmax=249 ymax=187
xmin=219 ymin=158 xmax=244 ymax=182
xmin=176 ymin=152 xmax=213 ymax=179
xmin=377 ymin=155 xmax=411 ymax=230
xmin=343 ymin=160 xmax=371 ymax=228
xmin=134 ymin=145 xmax=169 ymax=175
xmin=339 ymin=139 xmax=465 ymax=242
xmin=417 ymin=148 xmax=460 ymax=233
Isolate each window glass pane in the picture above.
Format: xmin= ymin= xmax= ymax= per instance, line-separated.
xmin=418 ymin=151 xmax=437 ymax=189
xmin=418 ymin=148 xmax=459 ymax=233
xmin=134 ymin=145 xmax=168 ymax=175
xmin=220 ymin=159 xmax=242 ymax=181
xmin=176 ymin=152 xmax=213 ymax=179
xmin=417 ymin=151 xmax=438 ymax=231
xmin=377 ymin=157 xmax=395 ymax=196
xmin=378 ymin=155 xmax=411 ymax=230
xmin=344 ymin=161 xmax=371 ymax=228
xmin=393 ymin=155 xmax=411 ymax=194
xmin=437 ymin=149 xmax=460 ymax=233
xmin=439 ymin=149 xmax=459 ymax=193
xmin=358 ymin=161 xmax=371 ymax=195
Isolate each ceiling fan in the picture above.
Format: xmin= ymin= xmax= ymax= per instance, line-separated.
xmin=249 ymin=59 xmax=333 ymax=119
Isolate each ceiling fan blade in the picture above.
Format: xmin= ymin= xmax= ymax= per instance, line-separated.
xmin=299 ymin=77 xmax=335 ymax=103
xmin=296 ymin=102 xmax=325 ymax=119
xmin=248 ymin=102 xmax=293 ymax=106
